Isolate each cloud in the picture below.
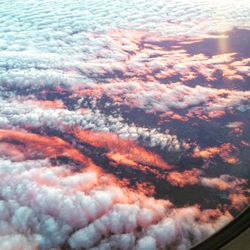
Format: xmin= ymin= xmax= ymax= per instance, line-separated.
xmin=71 ymin=78 xmax=250 ymax=121
xmin=0 ymin=156 xmax=234 ymax=250
xmin=200 ymin=175 xmax=246 ymax=191
xmin=0 ymin=98 xmax=187 ymax=152
xmin=74 ymin=129 xmax=171 ymax=170
xmin=0 ymin=129 xmax=96 ymax=167
xmin=0 ymin=127 xmax=241 ymax=250
xmin=228 ymin=193 xmax=249 ymax=210
xmin=167 ymin=169 xmax=202 ymax=187
xmin=192 ymin=143 xmax=238 ymax=164
xmin=166 ymin=170 xmax=248 ymax=201
xmin=0 ymin=0 xmax=249 ymax=249
xmin=0 ymin=0 xmax=250 ymax=90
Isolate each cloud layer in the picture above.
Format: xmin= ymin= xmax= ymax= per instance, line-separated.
xmin=0 ymin=0 xmax=250 ymax=249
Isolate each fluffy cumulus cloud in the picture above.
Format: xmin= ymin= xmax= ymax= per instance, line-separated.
xmin=0 ymin=0 xmax=250 ymax=249
xmin=0 ymin=157 xmax=233 ymax=250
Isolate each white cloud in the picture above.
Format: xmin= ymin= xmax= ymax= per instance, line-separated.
xmin=0 ymin=1 xmax=249 ymax=249
xmin=0 ymin=0 xmax=249 ymax=88
xmin=0 ymin=157 xmax=233 ymax=250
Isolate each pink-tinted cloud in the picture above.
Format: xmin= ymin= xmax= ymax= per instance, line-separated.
xmin=167 ymin=169 xmax=202 ymax=187
xmin=192 ymin=143 xmax=238 ymax=164
xmin=74 ymin=129 xmax=171 ymax=170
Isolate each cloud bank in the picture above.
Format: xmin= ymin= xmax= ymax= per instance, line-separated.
xmin=0 ymin=0 xmax=250 ymax=249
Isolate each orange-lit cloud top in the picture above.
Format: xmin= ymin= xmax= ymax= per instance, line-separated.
xmin=167 ymin=168 xmax=202 ymax=187
xmin=23 ymin=99 xmax=65 ymax=109
xmin=74 ymin=129 xmax=171 ymax=170
xmin=160 ymin=111 xmax=188 ymax=123
xmin=166 ymin=169 xmax=247 ymax=193
xmin=166 ymin=170 xmax=249 ymax=209
xmin=229 ymin=193 xmax=249 ymax=210
xmin=192 ymin=143 xmax=238 ymax=164
xmin=0 ymin=129 xmax=93 ymax=165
